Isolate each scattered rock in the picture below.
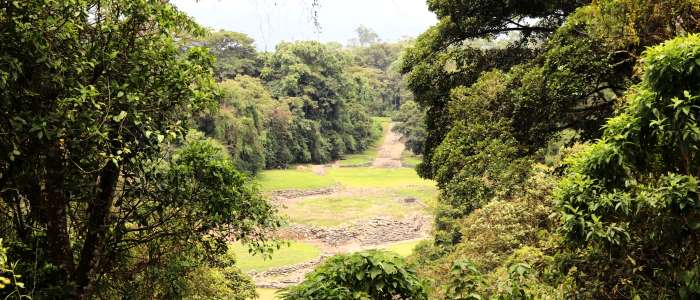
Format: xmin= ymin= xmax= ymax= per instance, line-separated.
xmin=279 ymin=214 xmax=430 ymax=247
xmin=269 ymin=187 xmax=337 ymax=202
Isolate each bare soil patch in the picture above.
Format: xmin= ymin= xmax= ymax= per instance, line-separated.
xmin=372 ymin=122 xmax=405 ymax=168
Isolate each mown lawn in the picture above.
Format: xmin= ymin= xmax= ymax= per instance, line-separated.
xmin=258 ymin=167 xmax=435 ymax=192
xmin=401 ymin=150 xmax=423 ymax=167
xmin=230 ymin=241 xmax=321 ymax=272
xmin=380 ymin=239 xmax=424 ymax=257
xmin=257 ymin=288 xmax=280 ymax=300
xmin=257 ymin=169 xmax=336 ymax=192
xmin=282 ymin=193 xmax=414 ymax=227
xmin=327 ymin=167 xmax=434 ymax=189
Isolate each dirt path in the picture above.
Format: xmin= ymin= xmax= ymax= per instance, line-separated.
xmin=372 ymin=122 xmax=405 ymax=168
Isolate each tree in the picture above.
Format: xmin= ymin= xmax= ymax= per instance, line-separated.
xmin=349 ymin=25 xmax=380 ymax=47
xmin=262 ymin=41 xmax=374 ymax=163
xmin=196 ymin=30 xmax=261 ymax=80
xmin=281 ymin=250 xmax=427 ymax=300
xmin=0 ymin=1 xmax=279 ymax=297
xmin=557 ymin=34 xmax=700 ymax=299
xmin=392 ymin=100 xmax=426 ymax=154
xmin=347 ymin=39 xmax=413 ymax=115
xmin=198 ymin=76 xmax=275 ymax=174
xmin=403 ymin=0 xmax=700 ymax=180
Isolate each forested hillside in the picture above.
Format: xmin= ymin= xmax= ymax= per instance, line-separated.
xmin=0 ymin=1 xmax=416 ymax=298
xmin=398 ymin=0 xmax=700 ymax=298
xmin=193 ymin=29 xmax=413 ymax=173
xmin=2 ymin=0 xmax=700 ymax=299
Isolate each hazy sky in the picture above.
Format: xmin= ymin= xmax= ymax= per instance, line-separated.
xmin=172 ymin=0 xmax=437 ymax=51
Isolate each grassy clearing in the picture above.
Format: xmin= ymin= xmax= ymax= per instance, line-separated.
xmin=230 ymin=241 xmax=321 ymax=272
xmin=257 ymin=288 xmax=280 ymax=300
xmin=393 ymin=186 xmax=439 ymax=211
xmin=337 ymin=151 xmax=376 ymax=167
xmin=281 ymin=185 xmax=437 ymax=227
xmin=380 ymin=239 xmax=424 ymax=257
xmin=283 ymin=193 xmax=419 ymax=227
xmin=327 ymin=167 xmax=434 ymax=189
xmin=258 ymin=167 xmax=435 ymax=192
xmin=401 ymin=150 xmax=423 ymax=167
xmin=257 ymin=169 xmax=336 ymax=192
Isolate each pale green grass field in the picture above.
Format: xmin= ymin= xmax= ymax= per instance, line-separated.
xmin=230 ymin=241 xmax=321 ymax=272
xmin=401 ymin=150 xmax=423 ymax=167
xmin=327 ymin=167 xmax=434 ymax=189
xmin=257 ymin=169 xmax=336 ymax=192
xmin=281 ymin=185 xmax=437 ymax=227
xmin=258 ymin=167 xmax=435 ymax=192
xmin=379 ymin=239 xmax=424 ymax=257
xmin=337 ymin=150 xmax=377 ymax=166
xmin=257 ymin=288 xmax=280 ymax=300
xmin=283 ymin=194 xmax=412 ymax=227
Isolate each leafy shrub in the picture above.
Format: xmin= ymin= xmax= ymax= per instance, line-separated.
xmin=0 ymin=239 xmax=26 ymax=298
xmin=182 ymin=251 xmax=257 ymax=300
xmin=281 ymin=250 xmax=427 ymax=300
xmin=556 ymin=34 xmax=700 ymax=299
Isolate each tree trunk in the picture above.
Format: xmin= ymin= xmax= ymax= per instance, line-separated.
xmin=74 ymin=160 xmax=119 ymax=299
xmin=44 ymin=156 xmax=75 ymax=277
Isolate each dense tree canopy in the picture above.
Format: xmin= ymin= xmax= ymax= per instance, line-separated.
xmin=392 ymin=100 xmax=427 ymax=155
xmin=196 ymin=30 xmax=261 ymax=80
xmin=261 ymin=41 xmax=376 ymax=163
xmin=0 ymin=1 xmax=279 ymax=298
xmin=198 ymin=76 xmax=275 ymax=174
xmin=557 ymin=34 xmax=700 ymax=298
xmin=398 ymin=0 xmax=700 ymax=298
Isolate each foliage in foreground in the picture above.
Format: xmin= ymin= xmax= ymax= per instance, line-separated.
xmin=399 ymin=0 xmax=700 ymax=299
xmin=281 ymin=250 xmax=427 ymax=300
xmin=0 ymin=1 xmax=279 ymax=298
xmin=556 ymin=34 xmax=700 ymax=299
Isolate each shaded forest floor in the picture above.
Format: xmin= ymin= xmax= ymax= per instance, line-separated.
xmin=249 ymin=121 xmax=435 ymax=299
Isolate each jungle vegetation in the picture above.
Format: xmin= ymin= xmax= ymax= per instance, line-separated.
xmin=398 ymin=0 xmax=700 ymax=299
xmin=2 ymin=0 xmax=700 ymax=299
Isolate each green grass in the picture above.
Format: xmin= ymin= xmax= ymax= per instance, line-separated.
xmin=380 ymin=239 xmax=424 ymax=257
xmin=258 ymin=167 xmax=434 ymax=192
xmin=401 ymin=151 xmax=423 ymax=167
xmin=327 ymin=167 xmax=434 ymax=189
xmin=230 ymin=241 xmax=321 ymax=272
xmin=337 ymin=151 xmax=376 ymax=167
xmin=283 ymin=192 xmax=422 ymax=227
xmin=393 ymin=185 xmax=439 ymax=211
xmin=281 ymin=184 xmax=437 ymax=227
xmin=257 ymin=288 xmax=280 ymax=300
xmin=257 ymin=169 xmax=336 ymax=192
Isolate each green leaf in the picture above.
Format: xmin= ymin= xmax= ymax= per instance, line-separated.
xmin=113 ymin=110 xmax=128 ymax=122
